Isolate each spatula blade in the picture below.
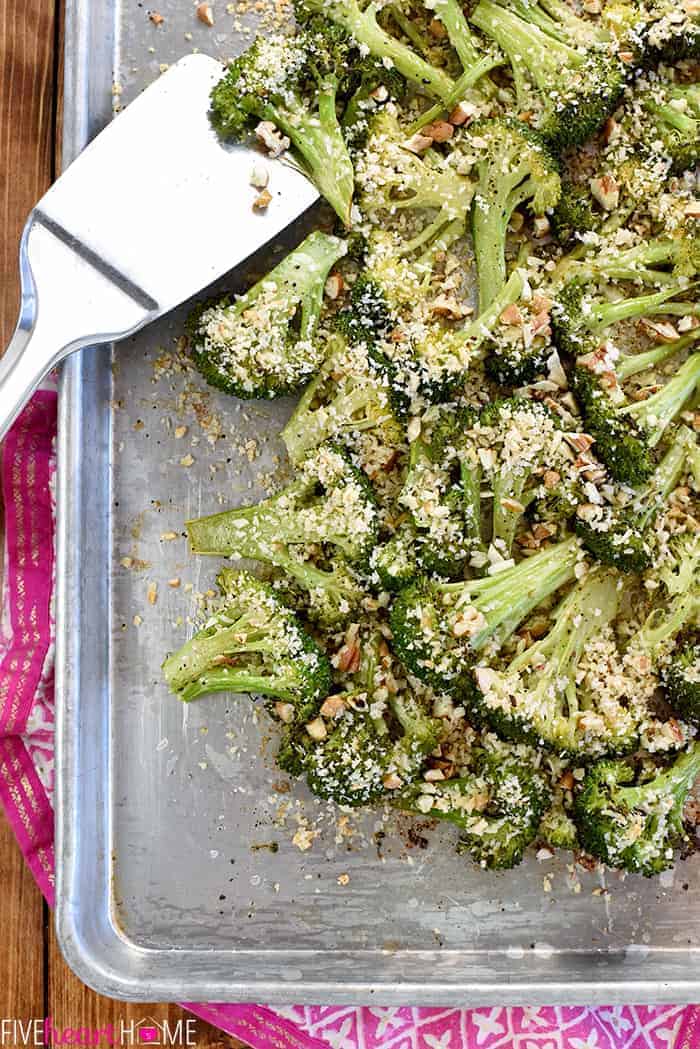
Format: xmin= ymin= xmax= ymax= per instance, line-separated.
xmin=36 ymin=54 xmax=320 ymax=316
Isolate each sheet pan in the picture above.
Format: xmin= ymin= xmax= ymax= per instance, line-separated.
xmin=54 ymin=0 xmax=700 ymax=1003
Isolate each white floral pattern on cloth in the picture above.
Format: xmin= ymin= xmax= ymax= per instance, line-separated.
xmin=263 ymin=1004 xmax=691 ymax=1049
xmin=3 ymin=392 xmax=700 ymax=1049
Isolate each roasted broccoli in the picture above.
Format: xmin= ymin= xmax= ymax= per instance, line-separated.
xmin=465 ymin=571 xmax=642 ymax=757
xmin=357 ymin=110 xmax=475 ymax=273
xmin=468 ymin=118 xmax=560 ymax=312
xmin=552 ymin=81 xmax=700 ymax=243
xmin=210 ymin=26 xmax=378 ymax=224
xmin=390 ymin=535 xmax=582 ymax=689
xmin=575 ymin=743 xmax=700 ymax=876
xmin=303 ymin=687 xmax=442 ymax=806
xmin=483 ymin=289 xmax=557 ymax=386
xmin=371 ymin=528 xmax=419 ymax=591
xmin=605 ymin=0 xmax=700 ymax=64
xmin=186 ymin=444 xmax=378 ymax=625
xmin=552 ymin=276 xmax=698 ymax=361
xmin=186 ymin=233 xmax=347 ymax=398
xmin=399 ymin=407 xmax=477 ymax=578
xmin=458 ymin=398 xmax=579 ymax=560
xmin=280 ymin=334 xmax=403 ymax=466
xmin=396 ymin=744 xmax=550 ymax=868
xmin=570 ymin=349 xmax=700 ymax=486
xmin=162 ymin=569 xmax=331 ymax=716
xmin=632 ymin=531 xmax=700 ymax=656
xmin=295 ymin=0 xmax=500 ymax=103
xmin=576 ymin=426 xmax=695 ymax=571
xmin=664 ymin=642 xmax=700 ymax=726
xmin=470 ymin=0 xmax=624 ymax=150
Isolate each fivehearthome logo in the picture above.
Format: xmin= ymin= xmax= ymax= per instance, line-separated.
xmin=0 ymin=1017 xmax=198 ymax=1047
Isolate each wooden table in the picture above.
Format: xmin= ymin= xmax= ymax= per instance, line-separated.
xmin=0 ymin=2 xmax=246 ymax=1040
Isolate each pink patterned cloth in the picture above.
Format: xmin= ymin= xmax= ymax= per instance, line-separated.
xmin=2 ymin=393 xmax=700 ymax=1049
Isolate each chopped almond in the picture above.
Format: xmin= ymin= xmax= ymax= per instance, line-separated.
xmin=382 ymin=772 xmax=404 ymax=790
xmin=149 ymin=11 xmax=164 ymax=24
xmin=275 ymin=702 xmax=296 ymax=725
xmin=253 ymin=189 xmax=273 ymax=210
xmin=428 ymin=17 xmax=447 ymax=38
xmin=320 ymin=695 xmax=347 ymax=719
xmin=500 ymin=303 xmax=523 ymax=326
xmin=305 ymin=717 xmax=327 ymax=742
xmin=639 ymin=318 xmax=679 ymax=343
xmin=196 ymin=2 xmax=214 ymax=24
xmin=590 ymin=174 xmax=619 ymax=211
xmin=423 ymin=120 xmax=454 ymax=143
xmin=324 ymin=273 xmax=345 ymax=300
xmin=449 ymin=100 xmax=477 ymax=126
xmin=402 ymin=132 xmax=433 ymax=154
xmin=430 ymin=294 xmax=471 ymax=320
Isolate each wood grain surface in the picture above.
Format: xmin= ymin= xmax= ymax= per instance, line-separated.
xmin=0 ymin=1 xmax=247 ymax=1042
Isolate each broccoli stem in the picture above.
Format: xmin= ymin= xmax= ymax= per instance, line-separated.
xmin=177 ymin=668 xmax=303 ymax=703
xmin=587 ymin=239 xmax=692 ymax=286
xmin=636 ymin=429 xmax=693 ymax=529
xmin=471 ymin=0 xmax=581 ymax=106
xmin=386 ymin=4 xmax=433 ymax=54
xmin=621 ymin=353 xmax=700 ymax=447
xmin=282 ymin=385 xmax=390 ymax=464
xmin=409 ymin=55 xmax=502 ymax=131
xmin=440 ymin=535 xmax=580 ymax=650
xmin=616 ymin=743 xmax=700 ymax=814
xmin=588 ymin=287 xmax=699 ymax=332
xmin=316 ymin=0 xmax=456 ymax=100
xmin=429 ymin=0 xmax=483 ymax=67
xmin=264 ymin=92 xmax=355 ymax=227
xmin=617 ymin=330 xmax=700 ymax=381
xmin=491 ymin=470 xmax=535 ymax=554
xmin=162 ymin=615 xmax=278 ymax=694
xmin=461 ymin=269 xmax=526 ymax=348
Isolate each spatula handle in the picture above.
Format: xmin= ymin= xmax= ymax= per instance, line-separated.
xmin=0 ymin=218 xmax=149 ymax=442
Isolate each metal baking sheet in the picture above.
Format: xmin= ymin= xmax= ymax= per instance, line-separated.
xmin=54 ymin=0 xmax=700 ymax=1004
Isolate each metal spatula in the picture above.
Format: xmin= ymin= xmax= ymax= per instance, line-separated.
xmin=0 ymin=54 xmax=319 ymax=441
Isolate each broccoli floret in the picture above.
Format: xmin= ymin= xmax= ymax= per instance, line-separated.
xmin=465 ymin=571 xmax=642 ymax=757
xmin=336 ymin=274 xmax=395 ymax=348
xmin=576 ymin=426 xmax=695 ymax=571
xmin=303 ymin=688 xmax=442 ymax=806
xmin=574 ymin=743 xmax=700 ymax=876
xmin=459 ymin=398 xmax=578 ymax=559
xmin=296 ymin=0 xmax=499 ymax=103
xmin=390 ymin=535 xmax=582 ymax=689
xmin=186 ymin=233 xmax=347 ymax=399
xmin=606 ymin=0 xmax=700 ymax=64
xmin=552 ymin=275 xmax=698 ymax=360
xmin=642 ymin=82 xmax=700 ymax=175
xmin=399 ymin=408 xmax=478 ymax=578
xmin=280 ymin=334 xmax=403 ymax=466
xmin=470 ymin=0 xmax=624 ymax=150
xmin=396 ymin=746 xmax=550 ymax=868
xmin=633 ymin=532 xmax=700 ymax=654
xmin=371 ymin=528 xmax=419 ymax=591
xmin=412 ymin=268 xmax=529 ymax=397
xmin=570 ymin=348 xmax=700 ymax=487
xmin=468 ymin=118 xmax=560 ymax=312
xmin=162 ymin=569 xmax=331 ymax=717
xmin=483 ymin=291 xmax=557 ymax=386
xmin=550 ymin=181 xmax=599 ymax=246
xmin=664 ymin=642 xmax=700 ymax=725
xmin=210 ymin=27 xmax=363 ymax=224
xmin=538 ymin=798 xmax=580 ymax=850
xmin=186 ymin=444 xmax=378 ymax=625
xmin=358 ymin=111 xmax=476 ymax=266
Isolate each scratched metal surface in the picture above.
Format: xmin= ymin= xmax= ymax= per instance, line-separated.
xmin=54 ymin=0 xmax=700 ymax=1003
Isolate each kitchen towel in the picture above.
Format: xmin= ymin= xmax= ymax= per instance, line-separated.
xmin=1 ymin=392 xmax=699 ymax=1049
